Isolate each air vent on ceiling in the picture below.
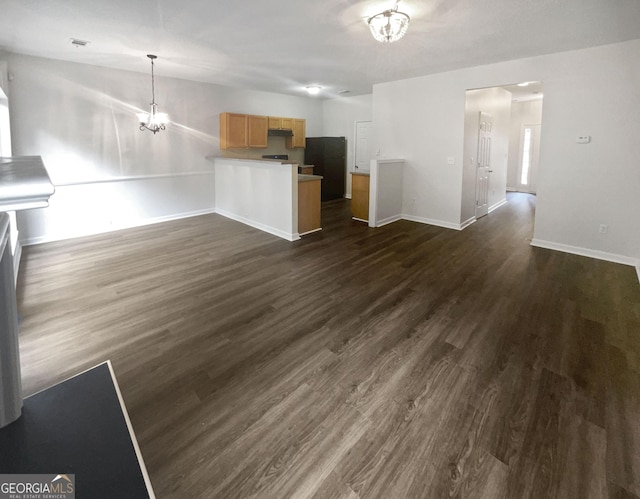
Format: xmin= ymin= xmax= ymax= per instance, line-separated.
xmin=70 ymin=38 xmax=90 ymax=48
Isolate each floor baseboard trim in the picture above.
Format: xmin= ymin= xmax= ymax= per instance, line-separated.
xmin=531 ymin=239 xmax=639 ymax=279
xmin=489 ymin=198 xmax=508 ymax=213
xmin=459 ymin=216 xmax=476 ymax=230
xmin=216 ymin=208 xmax=300 ymax=242
xmin=20 ymin=209 xmax=217 ymax=246
xmin=402 ymin=214 xmax=462 ymax=231
xmin=375 ymin=215 xmax=403 ymax=227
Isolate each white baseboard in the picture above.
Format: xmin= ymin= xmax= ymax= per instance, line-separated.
xmin=459 ymin=216 xmax=476 ymax=230
xmin=531 ymin=239 xmax=640 ymax=282
xmin=20 ymin=209 xmax=216 ymax=246
xmin=216 ymin=208 xmax=300 ymax=242
xmin=488 ymin=198 xmax=508 ymax=213
xmin=375 ymin=215 xmax=403 ymax=227
xmin=299 ymin=227 xmax=322 ymax=236
xmin=506 ymin=187 xmax=517 ymax=192
xmin=402 ymin=214 xmax=464 ymax=231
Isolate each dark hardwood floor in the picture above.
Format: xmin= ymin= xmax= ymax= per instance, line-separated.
xmin=15 ymin=193 xmax=640 ymax=498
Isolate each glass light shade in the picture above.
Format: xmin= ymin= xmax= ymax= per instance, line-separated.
xmin=136 ymin=112 xmax=149 ymax=124
xmin=151 ymin=112 xmax=169 ymax=126
xmin=137 ymin=104 xmax=169 ymax=130
xmin=306 ymin=86 xmax=321 ymax=95
xmin=368 ymin=9 xmax=410 ymax=43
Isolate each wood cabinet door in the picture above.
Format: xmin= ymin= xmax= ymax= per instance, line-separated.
xmin=351 ymin=174 xmax=370 ymax=221
xmin=281 ymin=117 xmax=293 ymax=130
xmin=220 ymin=113 xmax=247 ymax=149
xmin=287 ymin=119 xmax=306 ymax=148
xmin=248 ymin=115 xmax=268 ymax=148
xmin=268 ymin=116 xmax=282 ymax=129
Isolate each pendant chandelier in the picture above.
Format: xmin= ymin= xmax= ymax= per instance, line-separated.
xmin=367 ymin=2 xmax=410 ymax=43
xmin=137 ymin=54 xmax=169 ymax=134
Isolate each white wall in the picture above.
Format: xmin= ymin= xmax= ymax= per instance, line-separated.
xmin=461 ymin=87 xmax=512 ymax=224
xmin=507 ymin=99 xmax=543 ymax=191
xmin=5 ymin=53 xmax=323 ymax=244
xmin=369 ymin=159 xmax=404 ymax=228
xmin=322 ymin=94 xmax=372 ymax=197
xmin=214 ymin=158 xmax=299 ymax=241
xmin=373 ymin=39 xmax=640 ymax=264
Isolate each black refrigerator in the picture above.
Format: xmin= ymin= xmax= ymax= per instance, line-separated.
xmin=304 ymin=137 xmax=346 ymax=201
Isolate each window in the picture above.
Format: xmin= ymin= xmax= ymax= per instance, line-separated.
xmin=520 ymin=127 xmax=532 ymax=185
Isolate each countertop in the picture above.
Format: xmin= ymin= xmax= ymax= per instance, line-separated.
xmin=298 ymin=174 xmax=323 ymax=182
xmin=207 ymin=156 xmax=298 ymax=166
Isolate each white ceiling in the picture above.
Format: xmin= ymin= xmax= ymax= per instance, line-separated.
xmin=0 ymin=0 xmax=638 ymax=99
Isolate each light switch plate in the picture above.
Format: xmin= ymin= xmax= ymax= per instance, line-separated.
xmin=576 ymin=136 xmax=591 ymax=144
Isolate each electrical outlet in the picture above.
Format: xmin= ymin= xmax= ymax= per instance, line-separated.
xmin=598 ymin=224 xmax=608 ymax=234
xmin=447 ymin=157 xmax=455 ymax=165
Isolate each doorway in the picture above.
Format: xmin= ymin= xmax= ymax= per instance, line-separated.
xmin=476 ymin=112 xmax=492 ymax=218
xmin=461 ymin=82 xmax=543 ymax=228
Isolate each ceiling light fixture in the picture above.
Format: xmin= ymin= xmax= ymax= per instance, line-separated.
xmin=306 ymin=86 xmax=321 ymax=95
xmin=517 ymin=82 xmax=531 ymax=87
xmin=367 ymin=2 xmax=410 ymax=43
xmin=137 ymin=54 xmax=169 ymax=134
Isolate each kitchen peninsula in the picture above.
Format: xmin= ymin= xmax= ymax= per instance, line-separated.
xmin=209 ymin=157 xmax=322 ymax=241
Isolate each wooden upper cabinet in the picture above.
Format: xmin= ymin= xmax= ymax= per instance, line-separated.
xmin=268 ymin=116 xmax=282 ymax=129
xmin=287 ymin=119 xmax=306 ymax=149
xmin=220 ymin=112 xmax=248 ymax=149
xmin=221 ymin=112 xmax=303 ymax=149
xmin=247 ymin=115 xmax=268 ymax=148
xmin=268 ymin=117 xmax=293 ymax=130
xmin=220 ymin=113 xmax=268 ymax=149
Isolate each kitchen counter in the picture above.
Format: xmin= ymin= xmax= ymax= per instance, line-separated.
xmin=298 ymin=174 xmax=323 ymax=182
xmin=298 ymin=175 xmax=322 ymax=235
xmin=350 ymin=171 xmax=370 ymax=222
xmin=206 ymin=156 xmax=297 ymax=166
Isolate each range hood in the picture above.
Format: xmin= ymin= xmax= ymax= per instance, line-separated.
xmin=268 ymin=128 xmax=293 ymax=137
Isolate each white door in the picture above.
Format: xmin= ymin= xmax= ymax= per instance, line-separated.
xmin=355 ymin=121 xmax=372 ymax=172
xmin=517 ymin=124 xmax=541 ymax=194
xmin=476 ymin=112 xmax=492 ymax=218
